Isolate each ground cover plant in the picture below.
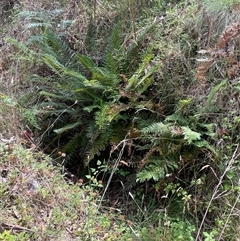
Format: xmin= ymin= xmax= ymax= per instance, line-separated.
xmin=0 ymin=0 xmax=240 ymax=240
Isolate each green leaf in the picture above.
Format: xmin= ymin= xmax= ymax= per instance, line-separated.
xmin=42 ymin=54 xmax=65 ymax=75
xmin=182 ymin=126 xmax=201 ymax=144
xmin=206 ymin=79 xmax=227 ymax=111
xmin=125 ymin=54 xmax=157 ymax=93
xmin=54 ymin=121 xmax=82 ymax=134
xmin=194 ymin=140 xmax=219 ymax=158
xmin=76 ymin=54 xmax=95 ymax=73
xmin=137 ymin=156 xmax=178 ymax=182
xmin=64 ymin=69 xmax=87 ymax=82
xmin=176 ymin=98 xmax=192 ymax=112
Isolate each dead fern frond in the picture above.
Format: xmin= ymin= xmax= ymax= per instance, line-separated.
xmin=227 ymin=62 xmax=240 ymax=78
xmin=138 ymin=147 xmax=157 ymax=170
xmin=217 ymin=22 xmax=240 ymax=48
xmin=195 ymin=59 xmax=214 ymax=84
xmin=196 ymin=22 xmax=240 ymax=82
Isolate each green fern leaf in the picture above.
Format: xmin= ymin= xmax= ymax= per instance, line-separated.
xmin=194 ymin=140 xmax=219 ymax=158
xmin=137 ymin=156 xmax=178 ymax=182
xmin=124 ymin=23 xmax=156 ymax=72
xmin=141 ymin=122 xmax=173 ymax=137
xmin=25 ymin=22 xmax=51 ymax=30
xmin=182 ymin=126 xmax=201 ymax=144
xmin=42 ymin=54 xmax=65 ymax=75
xmin=84 ymin=18 xmax=97 ymax=54
xmin=176 ymin=98 xmax=192 ymax=113
xmin=64 ymin=69 xmax=88 ymax=82
xmin=206 ymin=79 xmax=227 ymax=111
xmin=125 ymin=54 xmax=156 ymax=92
xmin=76 ymin=54 xmax=95 ymax=73
xmin=54 ymin=120 xmax=82 ymax=134
xmin=165 ymin=113 xmax=188 ymax=126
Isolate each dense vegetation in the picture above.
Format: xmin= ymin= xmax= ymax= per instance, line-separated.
xmin=0 ymin=0 xmax=240 ymax=240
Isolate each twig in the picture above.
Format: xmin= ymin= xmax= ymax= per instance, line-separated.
xmin=97 ymin=136 xmax=128 ymax=210
xmin=0 ymin=223 xmax=34 ymax=233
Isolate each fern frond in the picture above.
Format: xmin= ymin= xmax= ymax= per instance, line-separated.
xmin=206 ymin=79 xmax=227 ymax=111
xmin=94 ymin=103 xmax=129 ymax=129
xmin=76 ymin=54 xmax=121 ymax=89
xmin=18 ymin=9 xmax=64 ymax=31
xmin=84 ymin=124 xmax=113 ymax=164
xmin=18 ymin=10 xmax=51 ymax=22
xmin=165 ymin=113 xmax=188 ymax=126
xmin=25 ymin=22 xmax=51 ymax=30
xmin=54 ymin=120 xmax=82 ymax=134
xmin=103 ymin=52 xmax=119 ymax=74
xmin=76 ymin=54 xmax=95 ymax=73
xmin=195 ymin=59 xmax=214 ymax=83
xmin=18 ymin=9 xmax=63 ymax=21
xmin=40 ymin=90 xmax=65 ymax=99
xmin=182 ymin=126 xmax=201 ymax=144
xmin=124 ymin=23 xmax=156 ymax=72
xmin=63 ymin=68 xmax=88 ymax=82
xmin=125 ymin=53 xmax=158 ymax=94
xmin=102 ymin=23 xmax=123 ymax=74
xmin=84 ymin=18 xmax=97 ymax=54
xmin=94 ymin=104 xmax=110 ymax=129
xmin=197 ymin=123 xmax=216 ymax=138
xmin=217 ymin=22 xmax=240 ymax=48
xmin=7 ymin=38 xmax=38 ymax=62
xmin=141 ymin=122 xmax=174 ymax=136
xmin=85 ymin=131 xmax=111 ymax=164
xmin=43 ymin=29 xmax=77 ymax=67
xmin=42 ymin=54 xmax=65 ymax=75
xmin=106 ymin=23 xmax=122 ymax=53
xmin=137 ymin=156 xmax=178 ymax=182
xmin=194 ymin=140 xmax=219 ymax=159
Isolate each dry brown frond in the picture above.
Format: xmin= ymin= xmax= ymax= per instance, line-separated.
xmin=227 ymin=62 xmax=240 ymax=78
xmin=196 ymin=22 xmax=240 ymax=82
xmin=195 ymin=59 xmax=214 ymax=84
xmin=217 ymin=22 xmax=240 ymax=48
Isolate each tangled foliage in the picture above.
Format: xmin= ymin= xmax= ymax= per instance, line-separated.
xmin=2 ymin=1 xmax=240 ymax=240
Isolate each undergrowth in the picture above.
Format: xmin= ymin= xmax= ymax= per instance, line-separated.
xmin=0 ymin=141 xmax=132 ymax=240
xmin=0 ymin=0 xmax=240 ymax=240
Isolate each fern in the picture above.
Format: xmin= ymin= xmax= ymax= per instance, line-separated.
xmin=135 ymin=110 xmax=218 ymax=183
xmin=18 ymin=9 xmax=65 ymax=33
xmin=124 ymin=23 xmax=157 ymax=73
xmin=165 ymin=113 xmax=189 ymax=126
xmin=206 ymin=79 xmax=227 ymax=111
xmin=137 ymin=156 xmax=179 ymax=182
xmin=194 ymin=140 xmax=219 ymax=158
xmin=15 ymin=11 xmax=161 ymax=178
xmin=54 ymin=120 xmax=82 ymax=134
xmin=125 ymin=53 xmax=158 ymax=94
xmin=182 ymin=126 xmax=201 ymax=144
xmin=141 ymin=122 xmax=174 ymax=137
xmin=7 ymin=38 xmax=38 ymax=63
xmin=84 ymin=18 xmax=97 ymax=55
xmin=85 ymin=128 xmax=112 ymax=164
xmin=102 ymin=23 xmax=123 ymax=74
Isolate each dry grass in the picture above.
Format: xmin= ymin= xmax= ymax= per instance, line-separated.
xmin=0 ymin=141 xmax=131 ymax=240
